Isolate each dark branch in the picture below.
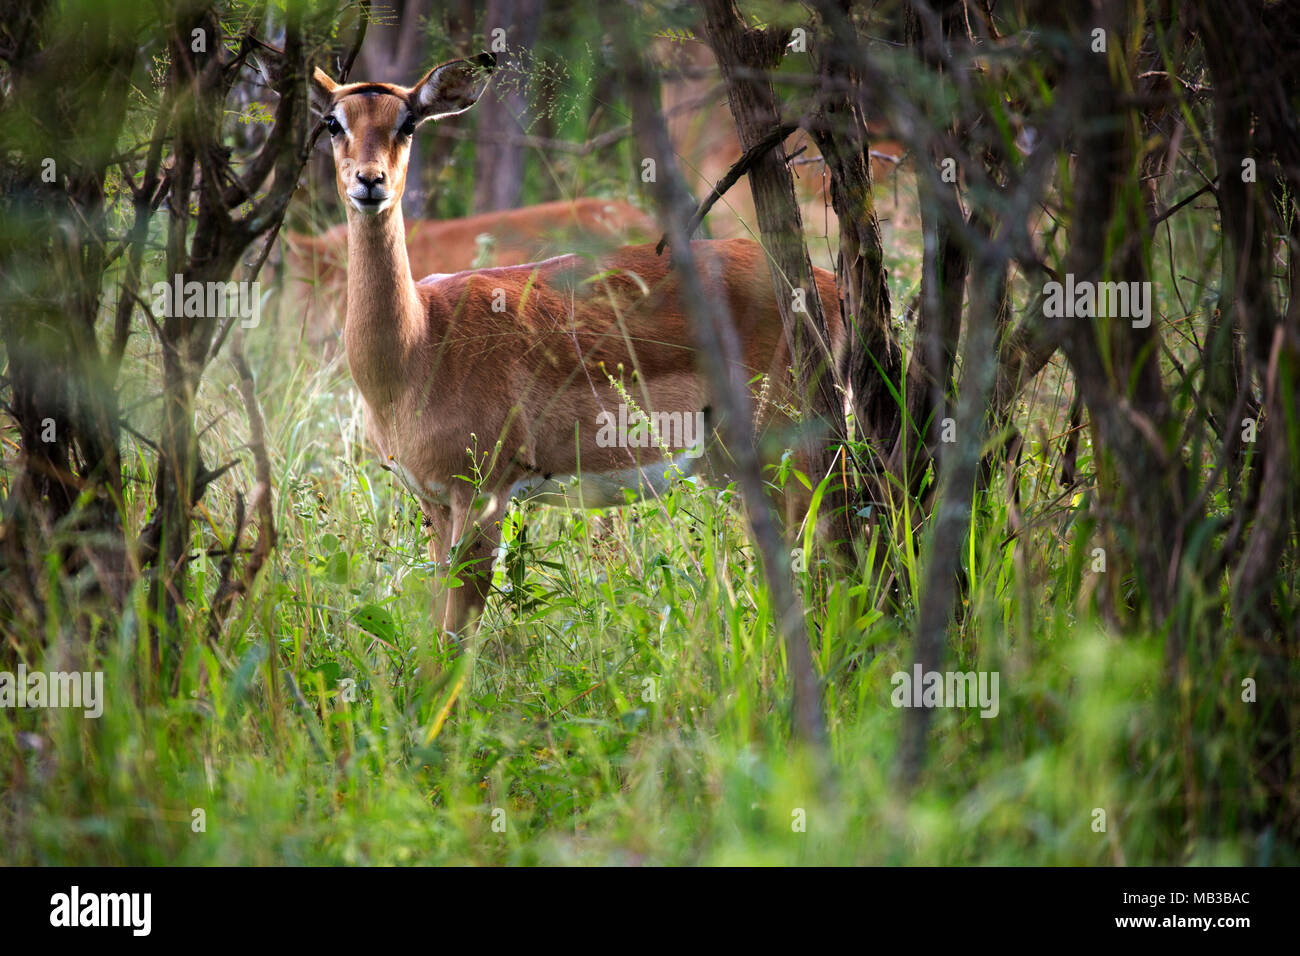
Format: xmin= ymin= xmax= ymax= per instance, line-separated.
xmin=655 ymin=121 xmax=800 ymax=255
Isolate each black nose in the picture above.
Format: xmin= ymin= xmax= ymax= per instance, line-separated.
xmin=356 ymin=171 xmax=385 ymax=188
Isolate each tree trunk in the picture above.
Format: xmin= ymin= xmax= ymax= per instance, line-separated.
xmin=1056 ymin=0 xmax=1188 ymax=630
xmin=701 ymin=0 xmax=853 ymax=554
xmin=605 ymin=3 xmax=828 ymax=753
xmin=808 ymin=0 xmax=904 ymax=496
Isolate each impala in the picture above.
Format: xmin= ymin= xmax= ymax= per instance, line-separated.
xmin=312 ymin=55 xmax=846 ymax=634
xmin=284 ymin=198 xmax=657 ymax=345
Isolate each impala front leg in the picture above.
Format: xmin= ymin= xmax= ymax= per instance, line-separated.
xmin=422 ymin=503 xmax=460 ymax=643
xmin=436 ymin=488 xmax=508 ymax=638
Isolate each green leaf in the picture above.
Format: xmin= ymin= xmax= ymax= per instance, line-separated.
xmin=324 ymin=550 xmax=349 ymax=584
xmin=311 ymin=661 xmax=342 ymax=685
xmin=351 ymin=604 xmax=397 ymax=642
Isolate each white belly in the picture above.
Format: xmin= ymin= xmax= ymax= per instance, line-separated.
xmin=385 ymin=455 xmax=700 ymax=511
xmin=508 ymin=457 xmax=700 ymax=509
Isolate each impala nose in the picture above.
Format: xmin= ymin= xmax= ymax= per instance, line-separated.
xmin=349 ymin=169 xmax=390 ymax=212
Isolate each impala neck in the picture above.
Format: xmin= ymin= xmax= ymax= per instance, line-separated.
xmin=344 ymin=203 xmax=424 ymax=380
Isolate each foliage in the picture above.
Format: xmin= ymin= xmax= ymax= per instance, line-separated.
xmin=0 ymin=0 xmax=1296 ymax=864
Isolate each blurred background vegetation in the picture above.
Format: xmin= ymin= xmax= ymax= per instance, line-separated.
xmin=0 ymin=0 xmax=1296 ymax=864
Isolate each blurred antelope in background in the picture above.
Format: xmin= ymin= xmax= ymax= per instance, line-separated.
xmin=283 ymin=198 xmax=657 ymax=347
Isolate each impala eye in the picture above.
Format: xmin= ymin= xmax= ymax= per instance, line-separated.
xmin=399 ymin=114 xmax=416 ymax=137
xmin=324 ymin=115 xmax=342 ymax=136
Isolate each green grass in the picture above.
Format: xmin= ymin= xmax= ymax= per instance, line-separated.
xmin=1 ymin=79 xmax=1292 ymax=864
xmin=1 ymin=276 xmax=1288 ymax=865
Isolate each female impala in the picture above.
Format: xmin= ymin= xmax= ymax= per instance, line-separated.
xmin=311 ymin=55 xmax=845 ymax=635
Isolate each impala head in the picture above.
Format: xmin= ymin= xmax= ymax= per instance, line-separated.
xmin=312 ymin=54 xmax=495 ymax=217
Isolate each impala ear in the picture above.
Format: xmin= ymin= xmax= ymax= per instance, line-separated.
xmin=310 ymin=67 xmax=338 ymax=113
xmin=408 ymin=52 xmax=495 ymax=123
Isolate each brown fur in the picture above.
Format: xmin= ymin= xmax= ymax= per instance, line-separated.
xmin=314 ymin=58 xmax=844 ymax=634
